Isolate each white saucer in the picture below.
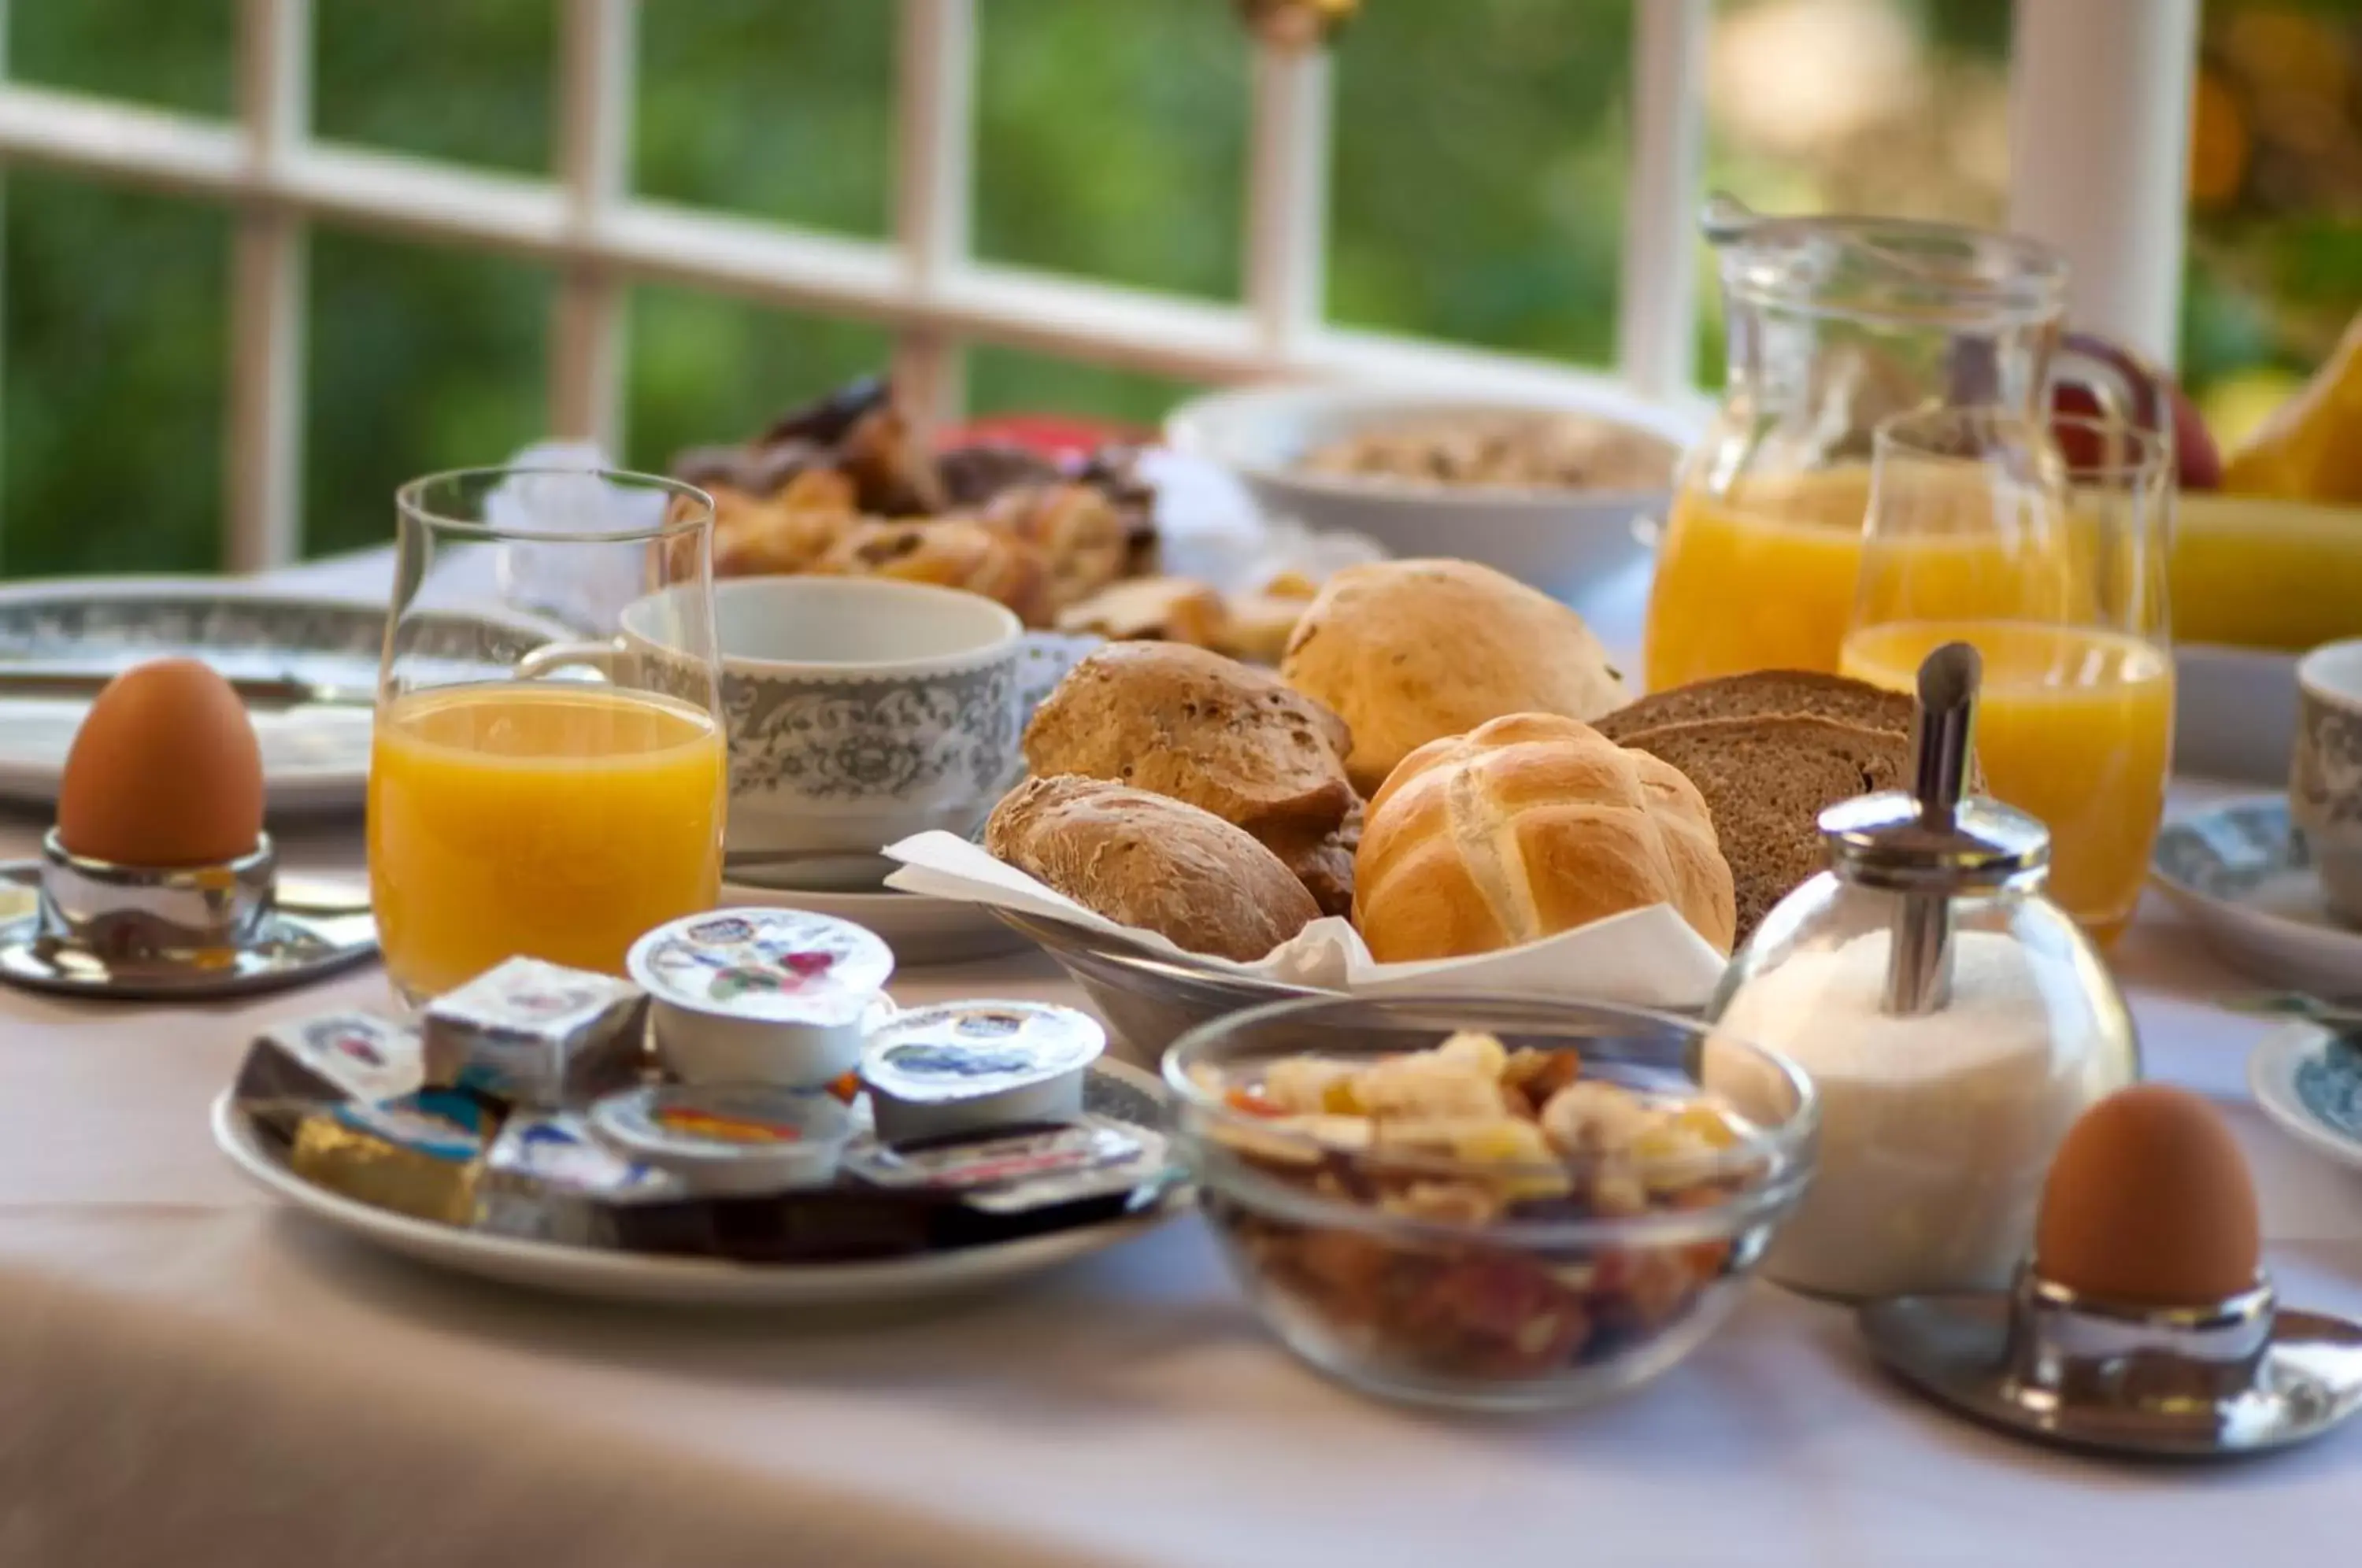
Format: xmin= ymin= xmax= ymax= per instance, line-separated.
xmin=716 ymin=876 xmax=1036 ymax=967
xmin=210 ymin=1058 xmax=1184 ymax=1307
xmin=2248 ymin=1021 xmax=2362 ymax=1174
xmin=2150 ymin=797 xmax=2362 ymax=997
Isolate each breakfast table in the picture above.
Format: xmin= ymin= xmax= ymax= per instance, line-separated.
xmin=2 ymin=553 xmax=2357 ymax=1568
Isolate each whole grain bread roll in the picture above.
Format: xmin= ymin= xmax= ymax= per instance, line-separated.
xmin=1595 ymin=670 xmax=1913 ymax=743
xmin=985 ymin=775 xmax=1320 ymax=962
xmin=1353 ymin=713 xmax=1735 ymax=962
xmin=1282 ymin=560 xmax=1629 ymax=795
xmin=1023 ymin=642 xmax=1355 ymax=838
xmin=1616 ymin=715 xmax=1914 ymax=945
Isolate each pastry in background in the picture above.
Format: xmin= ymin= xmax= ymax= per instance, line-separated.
xmin=980 ymin=483 xmax=1131 ymax=608
xmin=817 ymin=518 xmax=1055 ymax=627
xmin=984 ymin=775 xmax=1320 ymax=962
xmin=1282 ymin=559 xmax=1629 ymax=795
xmin=1056 ymin=576 xmax=1231 ymax=647
xmin=1210 ymin=591 xmax=1309 ymax=665
xmin=1023 ymin=642 xmax=1358 ymax=912
xmin=698 ymin=469 xmax=860 ymax=577
xmin=836 ymin=403 xmax=946 ymax=516
xmin=1616 ymin=714 xmax=1913 ymax=945
xmin=1353 ymin=713 xmax=1734 ymax=963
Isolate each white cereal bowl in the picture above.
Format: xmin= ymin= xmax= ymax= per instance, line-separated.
xmin=1163 ymin=380 xmax=1708 ymax=605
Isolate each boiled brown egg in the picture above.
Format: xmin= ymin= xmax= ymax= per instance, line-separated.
xmin=57 ymin=659 xmax=265 ymax=867
xmin=2033 ymin=1084 xmax=2260 ymax=1306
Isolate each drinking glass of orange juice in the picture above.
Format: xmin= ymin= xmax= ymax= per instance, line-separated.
xmin=369 ymin=468 xmax=727 ymax=1004
xmin=1839 ymin=409 xmax=2173 ymax=943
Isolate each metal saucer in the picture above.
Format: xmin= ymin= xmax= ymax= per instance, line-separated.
xmin=1860 ymin=1267 xmax=2362 ymax=1459
xmin=0 ymin=831 xmax=376 ymax=1000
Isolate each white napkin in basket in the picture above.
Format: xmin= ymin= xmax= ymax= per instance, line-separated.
xmin=882 ymin=830 xmax=1727 ymax=1010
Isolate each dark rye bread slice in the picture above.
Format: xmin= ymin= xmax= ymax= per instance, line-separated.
xmin=1616 ymin=716 xmax=1911 ymax=944
xmin=1594 ymin=671 xmax=1913 ymax=745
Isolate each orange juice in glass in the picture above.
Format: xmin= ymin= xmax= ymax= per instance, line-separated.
xmin=1842 ymin=411 xmax=2174 ymax=941
xmin=1840 ymin=622 xmax=2172 ymax=941
xmin=373 ymin=468 xmax=725 ymax=1003
xmin=369 ymin=682 xmax=724 ymax=997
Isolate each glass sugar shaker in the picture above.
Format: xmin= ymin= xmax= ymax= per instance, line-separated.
xmin=1704 ymin=643 xmax=2140 ymax=1302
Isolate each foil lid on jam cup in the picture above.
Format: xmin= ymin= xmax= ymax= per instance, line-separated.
xmin=627 ymin=908 xmax=894 ymax=1089
xmin=587 ymin=1082 xmax=855 ymax=1196
xmin=861 ymin=1000 xmax=1106 ymax=1143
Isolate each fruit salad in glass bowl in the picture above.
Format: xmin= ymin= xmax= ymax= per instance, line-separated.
xmin=1165 ymin=994 xmax=1816 ymax=1412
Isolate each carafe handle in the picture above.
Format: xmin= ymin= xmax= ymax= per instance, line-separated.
xmin=2054 ymin=331 xmax=2171 ymax=441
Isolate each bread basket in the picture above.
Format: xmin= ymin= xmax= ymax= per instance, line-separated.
xmin=990 ymin=909 xmax=1331 ymax=1064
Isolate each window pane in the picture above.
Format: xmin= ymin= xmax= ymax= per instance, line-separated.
xmin=2184 ymin=0 xmax=2362 ymax=442
xmin=1328 ymin=0 xmax=1631 ymax=366
xmin=622 ymin=287 xmax=892 ymax=473
xmin=1696 ymin=0 xmax=2012 ymax=383
xmin=313 ymin=0 xmax=553 ymax=174
xmin=968 ymin=346 xmax=1200 ymax=431
xmin=636 ymin=0 xmax=894 ymax=236
xmin=303 ymin=233 xmax=551 ymax=557
xmin=3 ymin=176 xmax=228 ymax=575
xmin=9 ymin=0 xmax=234 ymax=118
xmin=976 ymin=0 xmax=1247 ymax=299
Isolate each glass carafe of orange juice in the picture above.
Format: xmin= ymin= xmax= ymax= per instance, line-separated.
xmin=1646 ymin=200 xmax=2135 ymax=690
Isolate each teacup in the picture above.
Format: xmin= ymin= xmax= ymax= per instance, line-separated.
xmin=528 ymin=576 xmax=1024 ymax=888
xmin=2292 ymin=638 xmax=2362 ymax=926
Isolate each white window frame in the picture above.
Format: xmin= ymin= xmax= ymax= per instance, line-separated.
xmin=0 ymin=0 xmax=2194 ymax=570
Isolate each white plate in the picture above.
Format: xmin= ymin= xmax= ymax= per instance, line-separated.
xmin=716 ymin=878 xmax=1038 ymax=967
xmin=2151 ymin=797 xmax=2362 ymax=997
xmin=0 ymin=577 xmax=555 ymax=814
xmin=2248 ymin=1022 xmax=2362 ymax=1174
xmin=210 ymin=1063 xmax=1183 ymax=1307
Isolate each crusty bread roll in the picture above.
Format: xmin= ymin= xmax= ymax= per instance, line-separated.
xmin=1282 ymin=559 xmax=1629 ymax=794
xmin=1353 ymin=713 xmax=1735 ymax=962
xmin=1023 ymin=642 xmax=1355 ymax=842
xmin=985 ymin=775 xmax=1320 ymax=961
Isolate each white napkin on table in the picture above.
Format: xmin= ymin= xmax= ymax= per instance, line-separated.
xmin=882 ymin=830 xmax=1727 ymax=1009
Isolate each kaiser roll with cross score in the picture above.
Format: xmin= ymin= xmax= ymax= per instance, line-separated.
xmin=1352 ymin=712 xmax=1737 ymax=963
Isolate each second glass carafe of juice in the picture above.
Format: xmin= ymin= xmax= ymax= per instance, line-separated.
xmin=1644 ymin=202 xmax=2134 ymax=690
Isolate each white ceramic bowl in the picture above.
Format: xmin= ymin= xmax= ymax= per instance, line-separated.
xmin=1164 ymin=381 xmax=1707 ymax=605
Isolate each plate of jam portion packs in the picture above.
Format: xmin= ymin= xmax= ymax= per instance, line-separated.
xmin=212 ymin=1056 xmax=1186 ymax=1307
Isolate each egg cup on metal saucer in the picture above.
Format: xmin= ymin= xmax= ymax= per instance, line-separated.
xmin=0 ymin=829 xmax=377 ymax=1000
xmin=1859 ymin=1267 xmax=2362 ymax=1459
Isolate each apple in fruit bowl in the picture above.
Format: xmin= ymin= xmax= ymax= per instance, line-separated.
xmin=2053 ymin=330 xmax=2222 ymax=490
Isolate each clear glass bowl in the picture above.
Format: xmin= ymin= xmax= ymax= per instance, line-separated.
xmin=1164 ymin=994 xmax=1818 ymax=1413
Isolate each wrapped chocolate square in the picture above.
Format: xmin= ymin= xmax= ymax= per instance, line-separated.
xmin=235 ymin=1010 xmax=424 ymax=1110
xmin=422 ymin=957 xmax=648 ymax=1110
xmin=844 ymin=1115 xmax=1175 ymax=1217
xmin=289 ymin=1089 xmax=498 ymax=1226
xmin=474 ymin=1112 xmax=684 ymax=1247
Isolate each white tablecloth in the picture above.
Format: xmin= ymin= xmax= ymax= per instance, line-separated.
xmin=1 ymin=556 xmax=2356 ymax=1567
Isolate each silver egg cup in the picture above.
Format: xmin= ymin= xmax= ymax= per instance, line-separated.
xmin=0 ymin=830 xmax=377 ymax=1000
xmin=1860 ymin=1264 xmax=2362 ymax=1459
